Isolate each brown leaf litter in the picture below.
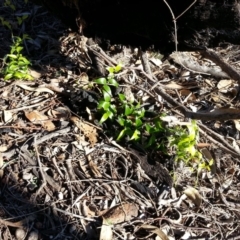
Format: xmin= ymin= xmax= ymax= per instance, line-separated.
xmin=1 ymin=1 xmax=240 ymax=239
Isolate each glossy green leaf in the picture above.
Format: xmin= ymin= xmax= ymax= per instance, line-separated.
xmin=125 ymin=104 xmax=133 ymax=116
xmin=118 ymin=93 xmax=126 ymax=102
xmin=106 ymin=66 xmax=114 ymax=74
xmin=13 ymin=71 xmax=25 ymax=79
xmin=16 ymin=46 xmax=24 ymax=53
xmin=95 ymin=78 xmax=107 ymax=85
xmin=114 ymin=64 xmax=122 ymax=73
xmin=108 ymin=78 xmax=119 ymax=87
xmin=102 ymin=101 xmax=110 ymax=111
xmin=7 ymin=54 xmax=17 ymax=59
xmin=8 ymin=64 xmax=18 ymax=71
xmin=117 ymin=129 xmax=126 ymax=140
xmin=4 ymin=73 xmax=13 ymax=80
xmin=135 ymin=118 xmax=142 ymax=128
xmin=103 ymin=90 xmax=111 ymax=102
xmin=100 ymin=112 xmax=111 ymax=123
xmin=25 ymin=74 xmax=34 ymax=80
xmin=130 ymin=129 xmax=140 ymax=140
xmin=103 ymin=85 xmax=111 ymax=94
xmin=18 ymin=56 xmax=30 ymax=64
xmin=118 ymin=117 xmax=125 ymax=126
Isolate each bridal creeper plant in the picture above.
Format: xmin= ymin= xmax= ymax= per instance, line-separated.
xmin=1 ymin=0 xmax=33 ymax=80
xmin=95 ymin=65 xmax=211 ymax=171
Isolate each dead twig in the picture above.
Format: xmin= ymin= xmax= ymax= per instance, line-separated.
xmin=33 ymin=135 xmax=47 ymax=201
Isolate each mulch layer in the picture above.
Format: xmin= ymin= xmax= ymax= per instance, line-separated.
xmin=0 ymin=1 xmax=240 ymax=240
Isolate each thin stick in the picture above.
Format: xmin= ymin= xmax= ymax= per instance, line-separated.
xmin=33 ymin=136 xmax=46 ymax=201
xmin=163 ymin=0 xmax=197 ymax=51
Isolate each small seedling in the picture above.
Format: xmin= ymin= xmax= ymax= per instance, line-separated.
xmin=1 ymin=0 xmax=33 ymax=81
xmin=96 ymin=65 xmax=209 ymax=171
xmin=2 ymin=35 xmax=33 ymax=80
xmin=95 ymin=64 xmax=121 ymax=123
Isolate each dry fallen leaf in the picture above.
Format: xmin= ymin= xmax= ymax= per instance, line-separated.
xmin=100 ymin=219 xmax=113 ymax=240
xmin=29 ymin=68 xmax=42 ymax=79
xmin=25 ymin=110 xmax=55 ymax=131
xmin=183 ymin=187 xmax=202 ymax=208
xmin=139 ymin=225 xmax=169 ymax=240
xmin=179 ymin=89 xmax=196 ymax=101
xmin=3 ymin=110 xmax=13 ymax=122
xmin=15 ymin=82 xmax=54 ymax=94
xmin=70 ymin=116 xmax=98 ymax=147
xmin=0 ymin=153 xmax=3 ymax=178
xmin=87 ymin=154 xmax=102 ymax=178
xmin=217 ymin=79 xmax=233 ymax=93
xmin=101 ymin=203 xmax=139 ymax=225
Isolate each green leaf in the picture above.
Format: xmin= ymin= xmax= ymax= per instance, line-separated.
xmin=114 ymin=64 xmax=122 ymax=73
xmin=22 ymin=15 xmax=29 ymax=21
xmin=125 ymin=104 xmax=133 ymax=116
xmin=7 ymin=54 xmax=17 ymax=59
xmin=17 ymin=17 xmax=22 ymax=25
xmin=13 ymin=71 xmax=25 ymax=79
xmin=130 ymin=129 xmax=140 ymax=140
xmin=103 ymin=90 xmax=111 ymax=102
xmin=118 ymin=93 xmax=126 ymax=102
xmin=100 ymin=112 xmax=111 ymax=123
xmin=4 ymin=73 xmax=13 ymax=80
xmin=146 ymin=134 xmax=156 ymax=147
xmin=95 ymin=78 xmax=107 ymax=85
xmin=106 ymin=66 xmax=114 ymax=74
xmin=102 ymin=101 xmax=110 ymax=111
xmin=24 ymin=74 xmax=34 ymax=80
xmin=22 ymin=34 xmax=31 ymax=40
xmin=117 ymin=129 xmax=126 ymax=140
xmin=18 ymin=56 xmax=30 ymax=64
xmin=109 ymin=104 xmax=117 ymax=114
xmin=135 ymin=118 xmax=142 ymax=128
xmin=118 ymin=116 xmax=125 ymax=126
xmin=103 ymin=84 xmax=111 ymax=94
xmin=16 ymin=46 xmax=24 ymax=53
xmin=145 ymin=123 xmax=152 ymax=133
xmin=108 ymin=78 xmax=119 ymax=87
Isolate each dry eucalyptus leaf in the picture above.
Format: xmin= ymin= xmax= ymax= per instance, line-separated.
xmin=139 ymin=225 xmax=169 ymax=240
xmin=25 ymin=110 xmax=55 ymax=131
xmin=100 ymin=219 xmax=113 ymax=240
xmin=28 ymin=68 xmax=42 ymax=79
xmin=42 ymin=120 xmax=56 ymax=131
xmin=183 ymin=187 xmax=202 ymax=208
xmin=164 ymin=82 xmax=188 ymax=90
xmin=82 ymin=200 xmax=96 ymax=218
xmin=16 ymin=83 xmax=54 ymax=94
xmin=101 ymin=203 xmax=139 ymax=225
xmin=217 ymin=79 xmax=233 ymax=93
xmin=25 ymin=110 xmax=48 ymax=122
xmin=87 ymin=154 xmax=102 ymax=177
xmin=0 ymin=145 xmax=8 ymax=152
xmin=48 ymin=107 xmax=70 ymax=120
xmin=179 ymin=89 xmax=196 ymax=101
xmin=170 ymin=52 xmax=229 ymax=78
xmin=123 ymin=86 xmax=135 ymax=103
xmin=79 ymin=72 xmax=89 ymax=85
xmin=0 ymin=153 xmax=3 ymax=168
xmin=15 ymin=228 xmax=27 ymax=240
xmin=151 ymin=229 xmax=169 ymax=240
xmin=70 ymin=116 xmax=98 ymax=146
xmin=233 ymin=120 xmax=240 ymax=131
xmin=3 ymin=110 xmax=13 ymax=122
